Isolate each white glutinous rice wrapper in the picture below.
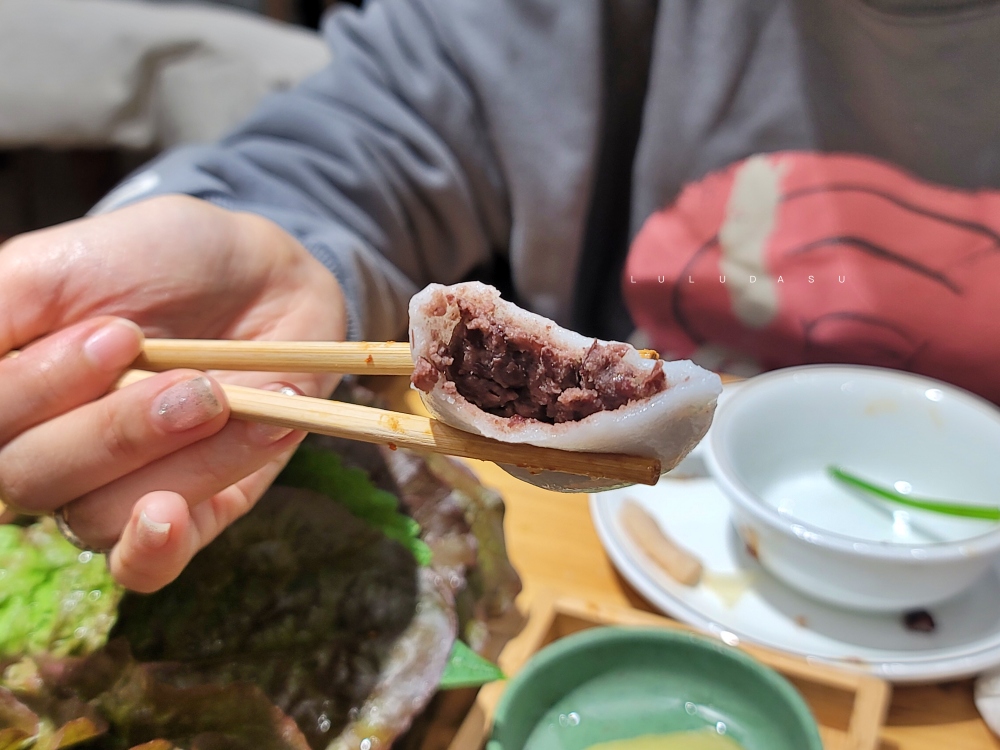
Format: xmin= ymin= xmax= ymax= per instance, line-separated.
xmin=408 ymin=282 xmax=723 ymax=492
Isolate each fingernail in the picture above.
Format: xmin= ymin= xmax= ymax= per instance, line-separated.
xmin=154 ymin=376 xmax=224 ymax=432
xmin=138 ymin=510 xmax=171 ymax=549
xmin=83 ymin=319 xmax=143 ymax=370
xmin=246 ymin=382 xmax=302 ymax=445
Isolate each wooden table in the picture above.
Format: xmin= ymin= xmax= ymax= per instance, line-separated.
xmin=469 ymin=458 xmax=1000 ymax=750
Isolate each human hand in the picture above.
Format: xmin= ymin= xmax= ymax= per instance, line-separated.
xmin=0 ymin=195 xmax=348 ymax=591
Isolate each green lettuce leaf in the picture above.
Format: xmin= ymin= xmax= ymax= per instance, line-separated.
xmin=278 ymin=445 xmax=432 ymax=566
xmin=5 ymin=642 xmax=309 ymax=750
xmin=438 ymin=640 xmax=505 ymax=690
xmin=112 ymin=487 xmax=419 ymax=748
xmin=0 ymin=520 xmax=121 ymax=660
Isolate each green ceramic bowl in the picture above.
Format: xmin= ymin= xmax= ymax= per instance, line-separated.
xmin=488 ymin=627 xmax=822 ymax=750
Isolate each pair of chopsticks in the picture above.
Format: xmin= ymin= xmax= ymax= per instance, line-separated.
xmin=3 ymin=340 xmax=659 ymax=485
xmin=112 ymin=340 xmax=662 ymax=486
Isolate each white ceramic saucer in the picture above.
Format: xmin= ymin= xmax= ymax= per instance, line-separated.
xmin=590 ymin=392 xmax=1000 ymax=683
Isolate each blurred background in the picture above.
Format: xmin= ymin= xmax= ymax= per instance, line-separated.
xmin=0 ymin=0 xmax=358 ymax=241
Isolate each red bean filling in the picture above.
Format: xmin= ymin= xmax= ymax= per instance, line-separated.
xmin=412 ymin=304 xmax=667 ymax=424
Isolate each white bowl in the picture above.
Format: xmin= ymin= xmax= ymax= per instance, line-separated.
xmin=706 ymin=365 xmax=1000 ymax=613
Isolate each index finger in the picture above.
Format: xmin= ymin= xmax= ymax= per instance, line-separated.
xmin=0 ymin=317 xmax=144 ymax=445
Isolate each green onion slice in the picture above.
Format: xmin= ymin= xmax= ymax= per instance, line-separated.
xmin=828 ymin=466 xmax=1000 ymax=521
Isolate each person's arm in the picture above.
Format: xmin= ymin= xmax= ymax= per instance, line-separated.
xmin=98 ymin=0 xmax=514 ymax=342
xmin=1 ymin=0 xmax=608 ymax=592
xmin=0 ymin=196 xmax=346 ymax=592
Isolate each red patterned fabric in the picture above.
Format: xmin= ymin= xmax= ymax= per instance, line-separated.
xmin=624 ymin=152 xmax=1000 ymax=403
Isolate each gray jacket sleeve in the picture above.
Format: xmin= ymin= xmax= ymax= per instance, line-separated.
xmin=101 ymin=0 xmax=513 ymax=341
xmin=99 ymin=0 xmax=607 ymax=340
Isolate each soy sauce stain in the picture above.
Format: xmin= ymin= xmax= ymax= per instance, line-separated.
xmin=741 ymin=527 xmax=760 ymax=561
xmin=903 ymin=609 xmax=936 ymax=633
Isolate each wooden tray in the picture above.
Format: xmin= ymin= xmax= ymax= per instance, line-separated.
xmin=443 ymin=591 xmax=892 ymax=750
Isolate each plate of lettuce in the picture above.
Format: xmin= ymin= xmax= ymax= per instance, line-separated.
xmin=0 ymin=386 xmax=521 ymax=750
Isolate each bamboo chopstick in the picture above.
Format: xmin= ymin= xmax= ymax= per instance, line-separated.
xmin=113 ymin=369 xmax=662 ymax=486
xmin=6 ymin=342 xmax=664 ymax=484
xmin=137 ymin=339 xmax=415 ymax=376
xmin=136 ymin=339 xmax=661 ymax=376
